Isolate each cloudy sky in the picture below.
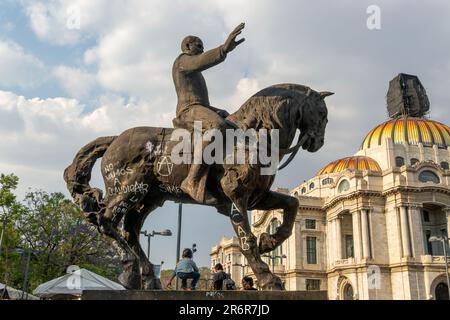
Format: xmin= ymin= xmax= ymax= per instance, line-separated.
xmin=1 ymin=0 xmax=449 ymax=269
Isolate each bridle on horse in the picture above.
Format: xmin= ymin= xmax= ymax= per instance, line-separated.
xmin=277 ymin=131 xmax=312 ymax=170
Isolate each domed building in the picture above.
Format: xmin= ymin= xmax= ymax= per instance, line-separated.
xmin=211 ymin=74 xmax=450 ymax=299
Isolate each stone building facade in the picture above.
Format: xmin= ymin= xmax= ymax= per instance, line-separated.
xmin=211 ymin=97 xmax=450 ymax=300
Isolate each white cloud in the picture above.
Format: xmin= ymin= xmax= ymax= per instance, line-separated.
xmin=0 ymin=39 xmax=45 ymax=88
xmin=52 ymin=66 xmax=97 ymax=98
xmin=0 ymin=90 xmax=173 ymax=173
xmin=228 ymin=78 xmax=260 ymax=112
xmin=23 ymin=0 xmax=116 ymax=46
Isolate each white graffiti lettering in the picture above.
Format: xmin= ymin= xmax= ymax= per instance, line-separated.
xmin=158 ymin=184 xmax=183 ymax=195
xmin=112 ymin=202 xmax=129 ymax=216
xmin=240 ymin=237 xmax=250 ymax=251
xmin=108 ymin=181 xmax=149 ymax=196
xmin=105 ymin=166 xmax=134 ymax=181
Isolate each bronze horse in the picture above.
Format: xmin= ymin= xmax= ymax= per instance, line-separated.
xmin=64 ymin=83 xmax=331 ymax=290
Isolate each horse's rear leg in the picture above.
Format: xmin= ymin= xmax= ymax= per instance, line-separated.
xmin=99 ymin=206 xmax=141 ymax=289
xmin=123 ymin=205 xmax=162 ymax=290
xmin=220 ymin=186 xmax=283 ymax=290
xmin=99 ymin=191 xmax=149 ymax=289
xmin=251 ymin=191 xmax=299 ymax=254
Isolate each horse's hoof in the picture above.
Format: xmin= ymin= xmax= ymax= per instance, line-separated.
xmin=258 ymin=232 xmax=277 ymax=254
xmin=259 ymin=275 xmax=284 ymax=291
xmin=142 ymin=277 xmax=162 ymax=290
xmin=118 ymin=270 xmax=141 ymax=289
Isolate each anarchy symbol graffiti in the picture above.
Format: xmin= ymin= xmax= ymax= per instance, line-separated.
xmin=156 ymin=156 xmax=173 ymax=177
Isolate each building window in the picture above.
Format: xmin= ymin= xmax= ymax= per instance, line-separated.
xmin=441 ymin=162 xmax=449 ymax=170
xmin=345 ymin=235 xmax=354 ymax=258
xmin=301 ymin=187 xmax=306 ymax=194
xmin=309 ymin=182 xmax=315 ymax=190
xmin=306 ymin=279 xmax=321 ymax=291
xmin=423 ymin=210 xmax=430 ymax=222
xmin=322 ymin=177 xmax=334 ymax=185
xmin=306 ymin=236 xmax=317 ymax=264
xmin=268 ymin=219 xmax=283 ymax=265
xmin=305 ymin=219 xmax=316 ymax=230
xmin=425 ymin=230 xmax=433 ymax=255
xmin=435 ymin=283 xmax=450 ymax=300
xmin=410 ymin=158 xmax=419 ymax=165
xmin=337 ymin=180 xmax=350 ymax=193
xmin=418 ymin=170 xmax=440 ymax=184
xmin=395 ymin=156 xmax=405 ymax=167
xmin=343 ymin=284 xmax=354 ymax=300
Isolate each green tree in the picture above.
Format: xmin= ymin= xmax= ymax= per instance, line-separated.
xmin=0 ymin=173 xmax=20 ymax=256
xmin=0 ymin=173 xmax=24 ymax=288
xmin=14 ymin=190 xmax=120 ymax=290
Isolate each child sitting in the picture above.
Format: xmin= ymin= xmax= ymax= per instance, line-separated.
xmin=167 ymin=248 xmax=200 ymax=290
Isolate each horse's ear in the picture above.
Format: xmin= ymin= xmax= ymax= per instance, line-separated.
xmin=320 ymin=91 xmax=334 ymax=99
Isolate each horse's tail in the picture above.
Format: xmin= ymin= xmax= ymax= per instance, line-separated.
xmin=63 ymin=136 xmax=117 ymax=224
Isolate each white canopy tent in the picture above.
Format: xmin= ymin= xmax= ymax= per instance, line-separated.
xmin=33 ymin=268 xmax=125 ymax=299
xmin=0 ymin=283 xmax=39 ymax=300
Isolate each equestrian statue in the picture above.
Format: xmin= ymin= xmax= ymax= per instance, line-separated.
xmin=64 ymin=23 xmax=333 ymax=290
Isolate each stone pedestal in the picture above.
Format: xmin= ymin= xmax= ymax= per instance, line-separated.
xmin=81 ymin=290 xmax=328 ymax=300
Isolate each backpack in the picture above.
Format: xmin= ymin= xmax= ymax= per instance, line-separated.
xmin=223 ymin=274 xmax=236 ymax=290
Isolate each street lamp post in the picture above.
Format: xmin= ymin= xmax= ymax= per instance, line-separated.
xmin=140 ymin=229 xmax=172 ymax=259
xmin=429 ymin=235 xmax=450 ymax=298
xmin=175 ymin=203 xmax=183 ymax=290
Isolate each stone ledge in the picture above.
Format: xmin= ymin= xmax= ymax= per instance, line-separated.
xmin=81 ymin=290 xmax=328 ymax=300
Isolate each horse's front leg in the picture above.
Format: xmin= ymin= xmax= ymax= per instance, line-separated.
xmin=251 ymin=191 xmax=299 ymax=254
xmin=222 ymin=192 xmax=283 ymax=290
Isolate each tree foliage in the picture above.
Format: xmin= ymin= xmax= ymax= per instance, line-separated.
xmin=0 ymin=174 xmax=120 ymax=292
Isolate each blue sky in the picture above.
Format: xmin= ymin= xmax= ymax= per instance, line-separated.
xmin=1 ymin=0 xmax=450 ymax=269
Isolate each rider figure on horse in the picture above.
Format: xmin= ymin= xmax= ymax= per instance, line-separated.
xmin=172 ymin=23 xmax=245 ymax=204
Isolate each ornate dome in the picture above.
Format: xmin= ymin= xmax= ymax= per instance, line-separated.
xmin=361 ymin=116 xmax=450 ymax=150
xmin=317 ymin=156 xmax=381 ymax=175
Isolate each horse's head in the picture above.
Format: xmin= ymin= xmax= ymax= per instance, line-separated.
xmin=296 ymin=89 xmax=332 ymax=152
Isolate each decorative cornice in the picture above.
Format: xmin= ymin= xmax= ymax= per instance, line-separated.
xmin=323 ymin=190 xmax=383 ymax=210
xmin=383 ymin=185 xmax=450 ymax=197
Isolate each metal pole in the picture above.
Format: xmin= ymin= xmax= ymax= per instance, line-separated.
xmin=175 ymin=203 xmax=182 ymax=290
xmin=0 ymin=219 xmax=6 ymax=257
xmin=21 ymin=249 xmax=31 ymax=300
xmin=272 ymin=256 xmax=275 ymax=274
xmin=147 ymin=233 xmax=151 ymax=259
xmin=442 ymin=238 xmax=450 ymax=299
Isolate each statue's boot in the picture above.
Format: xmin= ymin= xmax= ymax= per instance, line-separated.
xmin=180 ymin=163 xmax=217 ymax=204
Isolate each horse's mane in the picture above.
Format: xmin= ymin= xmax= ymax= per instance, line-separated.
xmin=228 ymin=83 xmax=313 ymax=130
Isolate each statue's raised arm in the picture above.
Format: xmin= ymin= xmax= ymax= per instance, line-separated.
xmin=177 ymin=23 xmax=245 ymax=73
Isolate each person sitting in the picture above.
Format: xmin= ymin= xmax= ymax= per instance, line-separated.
xmin=212 ymin=263 xmax=230 ymax=290
xmin=166 ymin=248 xmax=200 ymax=290
xmin=242 ymin=276 xmax=257 ymax=290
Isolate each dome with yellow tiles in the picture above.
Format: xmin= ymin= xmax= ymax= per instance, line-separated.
xmin=360 ymin=116 xmax=450 ymax=150
xmin=317 ymin=156 xmax=381 ymax=176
